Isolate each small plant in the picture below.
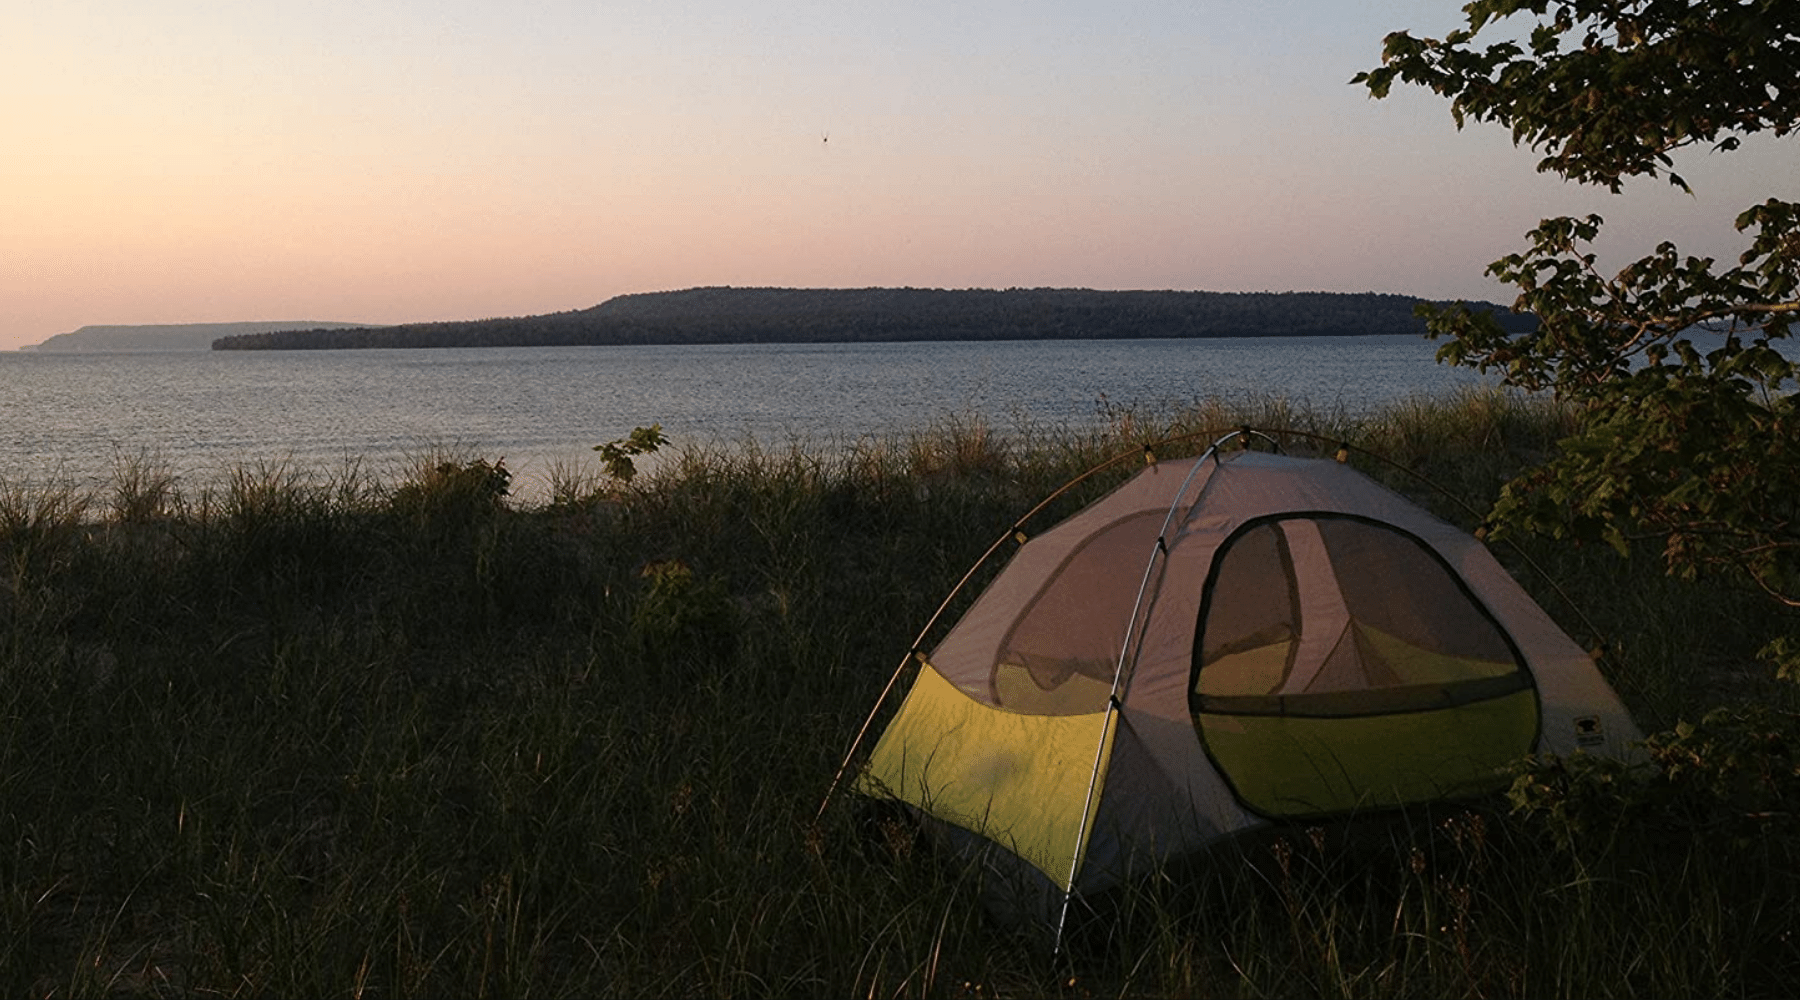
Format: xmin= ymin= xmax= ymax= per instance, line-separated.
xmin=390 ymin=457 xmax=511 ymax=529
xmin=594 ymin=426 xmax=668 ymax=484
xmin=630 ymin=559 xmax=736 ymax=667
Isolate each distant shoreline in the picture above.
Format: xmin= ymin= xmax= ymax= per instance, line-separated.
xmin=26 ymin=321 xmax=376 ymax=353
xmin=209 ymin=287 xmax=1534 ymax=351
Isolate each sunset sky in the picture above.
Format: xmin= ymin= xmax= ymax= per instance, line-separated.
xmin=4 ymin=1 xmax=1791 ymax=351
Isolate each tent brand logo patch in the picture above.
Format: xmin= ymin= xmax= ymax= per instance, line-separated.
xmin=1574 ymin=715 xmax=1605 ymax=747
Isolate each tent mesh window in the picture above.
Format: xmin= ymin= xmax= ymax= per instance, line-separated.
xmin=1190 ymin=513 xmax=1539 ymax=818
xmin=990 ymin=510 xmax=1167 ymax=715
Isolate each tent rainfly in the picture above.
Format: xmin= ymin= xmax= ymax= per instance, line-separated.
xmin=842 ymin=440 xmax=1642 ymax=937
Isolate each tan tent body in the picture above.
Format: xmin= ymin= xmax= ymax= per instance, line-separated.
xmin=855 ymin=448 xmax=1641 ymax=909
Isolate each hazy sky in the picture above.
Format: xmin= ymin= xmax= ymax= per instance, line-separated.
xmin=4 ymin=1 xmax=1791 ymax=350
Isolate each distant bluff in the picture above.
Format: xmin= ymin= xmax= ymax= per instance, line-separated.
xmin=211 ymin=287 xmax=1537 ymax=351
xmin=29 ymin=321 xmax=374 ymax=353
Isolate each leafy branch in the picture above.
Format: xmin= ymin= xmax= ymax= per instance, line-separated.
xmin=1358 ymin=1 xmax=1800 ymax=619
xmin=594 ymin=425 xmax=670 ymax=485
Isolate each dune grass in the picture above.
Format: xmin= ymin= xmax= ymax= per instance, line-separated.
xmin=0 ymin=388 xmax=1795 ymax=998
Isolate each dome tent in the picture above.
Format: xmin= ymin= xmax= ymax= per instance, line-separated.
xmin=835 ymin=433 xmax=1642 ymax=941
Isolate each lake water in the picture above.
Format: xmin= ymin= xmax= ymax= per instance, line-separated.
xmin=0 ymin=336 xmax=1492 ymax=502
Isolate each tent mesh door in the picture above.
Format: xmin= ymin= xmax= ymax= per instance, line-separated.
xmin=1191 ymin=514 xmax=1539 ymax=818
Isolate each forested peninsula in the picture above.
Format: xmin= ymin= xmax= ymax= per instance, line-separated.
xmin=210 ymin=287 xmax=1534 ymax=350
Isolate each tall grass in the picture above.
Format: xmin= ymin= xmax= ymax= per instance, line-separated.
xmin=0 ymin=390 xmax=1794 ymax=997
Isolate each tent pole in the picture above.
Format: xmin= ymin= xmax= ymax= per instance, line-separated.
xmin=1051 ymin=444 xmax=1224 ymax=951
xmin=1054 ymin=697 xmax=1121 ymax=949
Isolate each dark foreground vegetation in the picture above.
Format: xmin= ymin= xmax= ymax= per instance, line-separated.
xmin=2 ymin=390 xmax=1796 ymax=998
xmin=209 ymin=287 xmax=1535 ymax=351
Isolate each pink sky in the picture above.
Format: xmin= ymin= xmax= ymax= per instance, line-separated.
xmin=4 ymin=1 xmax=1791 ymax=350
